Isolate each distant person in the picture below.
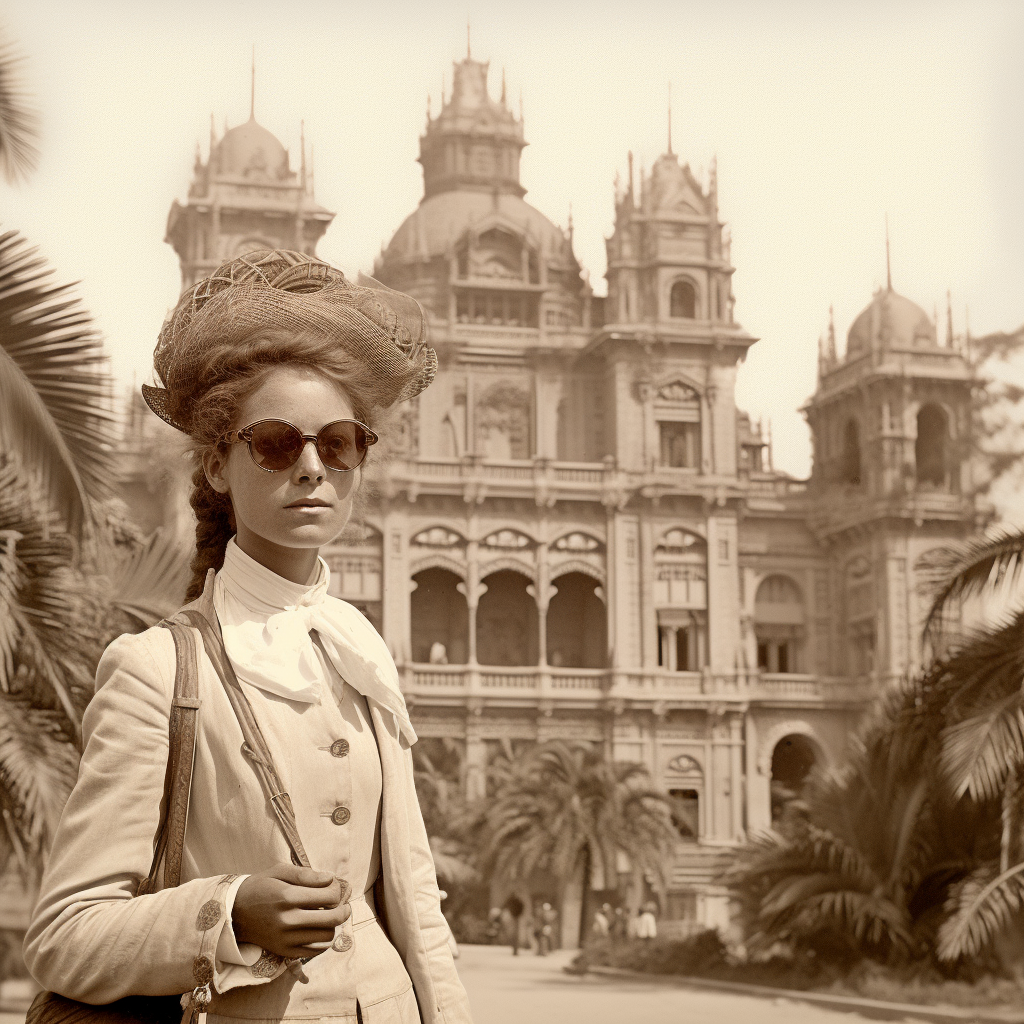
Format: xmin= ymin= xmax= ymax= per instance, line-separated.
xmin=637 ymin=903 xmax=658 ymax=940
xmin=611 ymin=906 xmax=628 ymax=942
xmin=502 ymin=894 xmax=525 ymax=955
xmin=429 ymin=641 xmax=448 ymax=664
xmin=539 ymin=903 xmax=558 ymax=954
xmin=591 ymin=905 xmax=610 ymax=940
xmin=486 ymin=907 xmax=502 ymax=944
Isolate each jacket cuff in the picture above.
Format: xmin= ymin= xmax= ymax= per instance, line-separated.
xmin=214 ymin=875 xmax=260 ymax=968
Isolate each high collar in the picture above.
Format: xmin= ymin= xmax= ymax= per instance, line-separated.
xmin=219 ymin=538 xmax=329 ymax=617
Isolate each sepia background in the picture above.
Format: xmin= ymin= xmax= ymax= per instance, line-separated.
xmin=2 ymin=2 xmax=1024 ymax=1021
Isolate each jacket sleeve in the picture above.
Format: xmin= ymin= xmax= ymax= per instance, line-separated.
xmin=402 ymin=743 xmax=474 ymax=1024
xmin=23 ymin=630 xmax=278 ymax=1003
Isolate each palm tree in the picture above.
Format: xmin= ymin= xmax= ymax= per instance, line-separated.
xmin=0 ymin=41 xmax=38 ymax=183
xmin=918 ymin=531 xmax=1024 ymax=962
xmin=727 ymin=678 xmax=996 ymax=964
xmin=482 ymin=741 xmax=677 ymax=941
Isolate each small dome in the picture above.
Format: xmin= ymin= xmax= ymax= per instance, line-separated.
xmin=215 ymin=117 xmax=289 ymax=179
xmin=847 ymin=288 xmax=936 ymax=357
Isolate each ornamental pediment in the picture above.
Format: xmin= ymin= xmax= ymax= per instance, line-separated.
xmin=482 ymin=528 xmax=533 ymax=549
xmin=552 ymin=531 xmax=602 ymax=552
xmin=412 ymin=526 xmax=465 ymax=548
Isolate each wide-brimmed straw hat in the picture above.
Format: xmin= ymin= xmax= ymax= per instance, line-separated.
xmin=142 ymin=248 xmax=436 ymax=433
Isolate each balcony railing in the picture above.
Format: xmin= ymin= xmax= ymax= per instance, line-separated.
xmin=402 ymin=664 xmax=873 ymax=705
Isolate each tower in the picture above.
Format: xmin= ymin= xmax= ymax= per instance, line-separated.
xmin=165 ymin=104 xmax=333 ymax=289
xmin=804 ymin=282 xmax=981 ymax=682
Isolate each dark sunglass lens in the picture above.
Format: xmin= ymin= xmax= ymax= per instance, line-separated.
xmin=318 ymin=421 xmax=367 ymax=471
xmin=249 ymin=421 xmax=303 ymax=470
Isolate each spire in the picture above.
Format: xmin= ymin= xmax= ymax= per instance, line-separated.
xmin=627 ymin=150 xmax=634 ymax=204
xmin=501 ymin=67 xmax=507 ymax=105
xmin=885 ymin=213 xmax=892 ymax=290
xmin=946 ymin=288 xmax=954 ymax=348
xmin=209 ymin=113 xmax=216 ymax=159
xmin=827 ymin=304 xmax=837 ymax=363
xmin=250 ymin=45 xmax=256 ymax=121
xmin=567 ymin=203 xmax=574 ymax=245
xmin=667 ymin=82 xmax=673 ymax=155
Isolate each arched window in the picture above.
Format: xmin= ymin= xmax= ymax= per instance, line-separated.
xmin=916 ymin=404 xmax=949 ymax=489
xmin=476 ymin=570 xmax=539 ymax=666
xmin=841 ymin=418 xmax=861 ymax=486
xmin=546 ymin=572 xmax=607 ymax=668
xmin=411 ymin=568 xmax=469 ymax=664
xmin=669 ymin=279 xmax=697 ymax=319
xmin=771 ymin=734 xmax=820 ymax=822
xmin=754 ymin=575 xmax=805 ymax=674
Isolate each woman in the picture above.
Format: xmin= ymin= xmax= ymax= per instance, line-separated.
xmin=24 ymin=250 xmax=473 ymax=1024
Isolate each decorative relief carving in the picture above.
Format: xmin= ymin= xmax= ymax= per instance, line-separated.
xmin=553 ymin=531 xmax=601 ymax=552
xmin=666 ymin=753 xmax=704 ymax=775
xmin=483 ymin=528 xmax=531 ymax=549
xmin=413 ymin=527 xmax=464 ymax=548
xmin=657 ymin=528 xmax=706 ymax=553
xmin=657 ymin=381 xmax=700 ymax=403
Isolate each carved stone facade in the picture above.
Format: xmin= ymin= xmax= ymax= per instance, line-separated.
xmin=157 ymin=54 xmax=983 ymax=946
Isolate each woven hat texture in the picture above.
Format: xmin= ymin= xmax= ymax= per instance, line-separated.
xmin=144 ymin=249 xmax=436 ymax=432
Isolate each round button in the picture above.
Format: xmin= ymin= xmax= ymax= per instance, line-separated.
xmin=330 ymin=739 xmax=350 ymax=758
xmin=331 ymin=806 xmax=351 ymax=826
xmin=332 ymin=932 xmax=353 ymax=953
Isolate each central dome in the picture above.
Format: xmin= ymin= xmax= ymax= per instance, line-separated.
xmin=847 ymin=287 xmax=936 ymax=357
xmin=215 ymin=117 xmax=289 ymax=179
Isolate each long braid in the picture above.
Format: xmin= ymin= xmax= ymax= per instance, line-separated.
xmin=186 ymin=464 xmax=235 ymax=601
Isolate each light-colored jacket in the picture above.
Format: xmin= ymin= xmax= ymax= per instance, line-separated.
xmin=24 ymin=588 xmax=472 ymax=1024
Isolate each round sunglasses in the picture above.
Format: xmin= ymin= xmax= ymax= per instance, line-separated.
xmin=220 ymin=418 xmax=379 ymax=473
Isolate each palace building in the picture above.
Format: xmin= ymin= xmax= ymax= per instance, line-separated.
xmin=158 ymin=54 xmax=982 ymax=944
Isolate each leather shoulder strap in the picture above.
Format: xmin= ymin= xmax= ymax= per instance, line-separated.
xmin=180 ymin=608 xmax=311 ymax=870
xmin=137 ymin=620 xmax=200 ymax=895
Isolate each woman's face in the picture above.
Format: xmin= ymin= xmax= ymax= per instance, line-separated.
xmin=205 ymin=364 xmax=362 ymax=582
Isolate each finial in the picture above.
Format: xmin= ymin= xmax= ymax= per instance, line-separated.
xmin=628 ymin=150 xmax=634 ymax=201
xmin=501 ymin=67 xmax=507 ymax=105
xmin=667 ymin=82 xmax=673 ymax=155
xmin=827 ymin=303 xmax=837 ymax=361
xmin=250 ymin=45 xmax=256 ymax=121
xmin=946 ymin=288 xmax=954 ymax=348
xmin=885 ymin=213 xmax=891 ymax=290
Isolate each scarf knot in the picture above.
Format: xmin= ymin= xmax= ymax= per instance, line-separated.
xmin=212 ymin=538 xmax=416 ymax=745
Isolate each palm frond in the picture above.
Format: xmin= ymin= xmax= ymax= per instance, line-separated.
xmin=920 ymin=529 xmax=1024 ymax=641
xmin=941 ymin=690 xmax=1024 ymax=801
xmin=108 ymin=528 xmax=191 ymax=627
xmin=937 ymin=860 xmax=1024 ymax=961
xmin=0 ymin=43 xmax=38 ymax=184
xmin=0 ymin=698 xmax=78 ymax=875
xmin=0 ymin=229 xmax=116 ymax=535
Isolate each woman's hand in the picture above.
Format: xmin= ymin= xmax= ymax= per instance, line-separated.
xmin=232 ymin=864 xmax=351 ymax=959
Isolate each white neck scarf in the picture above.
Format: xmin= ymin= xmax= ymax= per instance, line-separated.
xmin=212 ymin=538 xmax=416 ymax=745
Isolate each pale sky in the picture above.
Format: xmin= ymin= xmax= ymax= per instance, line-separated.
xmin=2 ymin=0 xmax=1022 ymax=479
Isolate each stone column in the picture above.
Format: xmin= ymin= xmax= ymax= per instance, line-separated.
xmin=730 ymin=713 xmax=745 ymax=841
xmin=466 ymin=538 xmax=480 ymax=665
xmin=745 ymin=713 xmax=771 ymax=834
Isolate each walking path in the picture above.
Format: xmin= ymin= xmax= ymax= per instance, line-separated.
xmin=456 ymin=944 xmax=872 ymax=1024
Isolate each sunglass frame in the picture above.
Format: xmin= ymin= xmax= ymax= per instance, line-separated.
xmin=220 ymin=417 xmax=379 ymax=474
